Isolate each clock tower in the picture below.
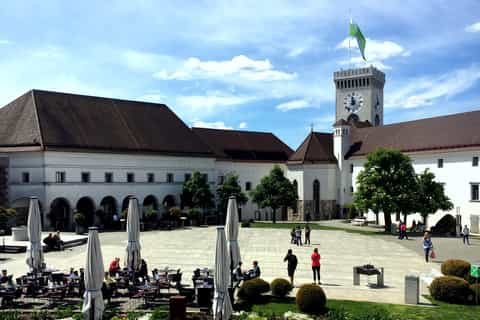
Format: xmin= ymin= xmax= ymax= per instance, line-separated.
xmin=333 ymin=66 xmax=385 ymax=126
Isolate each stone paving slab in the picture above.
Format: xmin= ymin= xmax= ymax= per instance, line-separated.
xmin=0 ymin=227 xmax=440 ymax=305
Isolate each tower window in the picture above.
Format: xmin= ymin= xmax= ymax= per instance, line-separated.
xmin=355 ymin=79 xmax=358 ymax=87
xmin=350 ymin=164 xmax=354 ymax=173
xmin=437 ymin=159 xmax=443 ymax=168
xmin=105 ymin=172 xmax=113 ymax=183
xmin=127 ymin=172 xmax=135 ymax=183
xmin=147 ymin=173 xmax=155 ymax=183
xmin=245 ymin=181 xmax=252 ymax=191
xmin=81 ymin=172 xmax=91 ymax=183
xmin=55 ymin=171 xmax=66 ymax=183
xmin=366 ymin=78 xmax=370 ymax=86
xmin=471 ymin=183 xmax=479 ymax=201
xmin=22 ymin=172 xmax=30 ymax=184
xmin=166 ymin=173 xmax=174 ymax=183
xmin=473 ymin=156 xmax=479 ymax=167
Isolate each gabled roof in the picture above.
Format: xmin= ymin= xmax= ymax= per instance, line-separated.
xmin=288 ymin=132 xmax=336 ymax=164
xmin=347 ymin=110 xmax=480 ymax=157
xmin=192 ymin=127 xmax=293 ymax=162
xmin=0 ymin=90 xmax=213 ymax=156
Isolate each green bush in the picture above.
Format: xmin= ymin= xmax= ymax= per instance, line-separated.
xmin=441 ymin=259 xmax=471 ymax=279
xmin=73 ymin=211 xmax=87 ymax=227
xmin=296 ymin=284 xmax=327 ymax=314
xmin=429 ymin=276 xmax=473 ymax=304
xmin=241 ymin=221 xmax=251 ymax=228
xmin=237 ymin=278 xmax=270 ymax=302
xmin=344 ymin=204 xmax=358 ymax=220
xmin=270 ymin=278 xmax=293 ymax=297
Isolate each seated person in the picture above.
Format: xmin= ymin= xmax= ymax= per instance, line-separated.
xmin=138 ymin=259 xmax=148 ymax=279
xmin=0 ymin=270 xmax=9 ymax=284
xmin=43 ymin=233 xmax=55 ymax=251
xmin=245 ymin=261 xmax=261 ymax=280
xmin=52 ymin=231 xmax=64 ymax=250
xmin=109 ymin=257 xmax=121 ymax=276
xmin=232 ymin=262 xmax=244 ymax=287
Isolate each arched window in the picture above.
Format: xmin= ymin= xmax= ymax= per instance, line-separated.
xmin=292 ymin=180 xmax=298 ymax=212
xmin=245 ymin=182 xmax=252 ymax=191
xmin=313 ymin=179 xmax=320 ymax=216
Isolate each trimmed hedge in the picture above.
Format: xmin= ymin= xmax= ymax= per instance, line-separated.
xmin=296 ymin=284 xmax=327 ymax=314
xmin=441 ymin=259 xmax=471 ymax=279
xmin=471 ymin=284 xmax=480 ymax=305
xmin=237 ymin=278 xmax=270 ymax=302
xmin=271 ymin=278 xmax=293 ymax=297
xmin=429 ymin=276 xmax=472 ymax=304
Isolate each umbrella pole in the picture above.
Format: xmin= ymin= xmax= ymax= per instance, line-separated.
xmin=90 ymin=297 xmax=95 ymax=319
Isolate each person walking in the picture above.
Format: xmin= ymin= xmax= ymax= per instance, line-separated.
xmin=311 ymin=248 xmax=321 ymax=285
xmin=423 ymin=232 xmax=433 ymax=262
xmin=290 ymin=228 xmax=296 ymax=244
xmin=304 ymin=224 xmax=311 ymax=245
xmin=402 ymin=222 xmax=409 ymax=240
xmin=295 ymin=226 xmax=302 ymax=246
xmin=283 ymin=249 xmax=298 ymax=286
xmin=462 ymin=225 xmax=470 ymax=245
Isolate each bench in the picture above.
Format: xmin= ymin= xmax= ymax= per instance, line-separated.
xmin=353 ymin=265 xmax=384 ymax=287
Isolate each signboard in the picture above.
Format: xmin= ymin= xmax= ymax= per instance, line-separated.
xmin=471 ymin=265 xmax=480 ymax=278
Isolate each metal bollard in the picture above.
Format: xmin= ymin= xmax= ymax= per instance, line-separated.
xmin=405 ymin=275 xmax=419 ymax=305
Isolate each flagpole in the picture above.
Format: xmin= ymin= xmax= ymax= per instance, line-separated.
xmin=348 ymin=9 xmax=352 ymax=69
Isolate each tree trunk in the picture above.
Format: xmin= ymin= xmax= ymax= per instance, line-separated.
xmin=375 ymin=212 xmax=379 ymax=225
xmin=272 ymin=208 xmax=277 ymax=223
xmin=423 ymin=214 xmax=428 ymax=229
xmin=384 ymin=211 xmax=392 ymax=233
xmin=403 ymin=212 xmax=408 ymax=224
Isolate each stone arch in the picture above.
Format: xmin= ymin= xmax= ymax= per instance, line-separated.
xmin=100 ymin=196 xmax=117 ymax=216
xmin=76 ymin=197 xmax=95 ymax=228
xmin=50 ymin=197 xmax=71 ymax=231
xmin=432 ymin=214 xmax=456 ymax=236
xmin=292 ymin=180 xmax=298 ymax=213
xmin=313 ymin=179 xmax=320 ymax=217
xmin=143 ymin=195 xmax=159 ymax=211
xmin=122 ymin=195 xmax=135 ymax=212
xmin=11 ymin=197 xmax=31 ymax=226
xmin=347 ymin=113 xmax=359 ymax=123
xmin=162 ymin=195 xmax=176 ymax=208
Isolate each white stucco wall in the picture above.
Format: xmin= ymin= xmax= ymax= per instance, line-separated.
xmin=350 ymin=149 xmax=480 ymax=230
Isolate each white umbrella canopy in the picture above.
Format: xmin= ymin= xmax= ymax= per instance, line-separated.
xmin=213 ymin=226 xmax=233 ymax=320
xmin=82 ymin=227 xmax=105 ymax=320
xmin=125 ymin=197 xmax=141 ymax=271
xmin=225 ymin=196 xmax=241 ymax=269
xmin=25 ymin=197 xmax=44 ymax=272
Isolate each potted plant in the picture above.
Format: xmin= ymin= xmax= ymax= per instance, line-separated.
xmin=168 ymin=207 xmax=182 ymax=229
xmin=144 ymin=208 xmax=158 ymax=230
xmin=187 ymin=208 xmax=200 ymax=226
xmin=73 ymin=211 xmax=87 ymax=234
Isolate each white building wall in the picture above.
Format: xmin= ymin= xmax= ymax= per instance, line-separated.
xmin=302 ymin=164 xmax=338 ymax=201
xmin=350 ymin=149 xmax=480 ymax=230
xmin=286 ymin=165 xmax=304 ymax=200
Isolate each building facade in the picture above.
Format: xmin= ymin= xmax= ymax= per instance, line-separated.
xmin=0 ymin=66 xmax=479 ymax=233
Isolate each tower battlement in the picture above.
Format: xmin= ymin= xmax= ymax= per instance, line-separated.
xmin=334 ymin=66 xmax=385 ymax=82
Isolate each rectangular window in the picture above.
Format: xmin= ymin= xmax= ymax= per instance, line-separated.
xmin=350 ymin=186 xmax=354 ymax=193
xmin=218 ymin=175 xmax=225 ymax=185
xmin=202 ymin=173 xmax=208 ymax=182
xmin=81 ymin=172 xmax=90 ymax=183
xmin=21 ymin=172 xmax=30 ymax=184
xmin=105 ymin=172 xmax=113 ymax=183
xmin=147 ymin=173 xmax=155 ymax=183
xmin=55 ymin=171 xmax=66 ymax=183
xmin=437 ymin=159 xmax=443 ymax=168
xmin=471 ymin=183 xmax=479 ymax=201
xmin=166 ymin=173 xmax=174 ymax=183
xmin=473 ymin=156 xmax=479 ymax=167
xmin=245 ymin=182 xmax=252 ymax=191
xmin=127 ymin=172 xmax=135 ymax=183
xmin=350 ymin=164 xmax=354 ymax=173
xmin=184 ymin=173 xmax=191 ymax=182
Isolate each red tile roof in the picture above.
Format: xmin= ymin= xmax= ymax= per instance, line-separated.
xmin=288 ymin=132 xmax=336 ymax=164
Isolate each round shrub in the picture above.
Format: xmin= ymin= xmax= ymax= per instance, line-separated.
xmin=441 ymin=259 xmax=471 ymax=279
xmin=271 ymin=278 xmax=293 ymax=297
xmin=237 ymin=278 xmax=270 ymax=302
xmin=429 ymin=276 xmax=472 ymax=304
xmin=471 ymin=284 xmax=480 ymax=305
xmin=296 ymin=284 xmax=327 ymax=314
xmin=241 ymin=221 xmax=251 ymax=228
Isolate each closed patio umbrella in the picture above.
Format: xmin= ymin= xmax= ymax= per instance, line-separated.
xmin=82 ymin=227 xmax=105 ymax=320
xmin=25 ymin=197 xmax=44 ymax=272
xmin=225 ymin=196 xmax=241 ymax=270
xmin=125 ymin=197 xmax=141 ymax=271
xmin=213 ymin=226 xmax=233 ymax=320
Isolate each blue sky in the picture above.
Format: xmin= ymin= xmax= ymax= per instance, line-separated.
xmin=1 ymin=1 xmax=480 ymax=148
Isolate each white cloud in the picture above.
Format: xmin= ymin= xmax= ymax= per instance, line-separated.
xmin=287 ymin=47 xmax=306 ymax=58
xmin=155 ymin=55 xmax=297 ymax=82
xmin=239 ymin=121 xmax=248 ymax=129
xmin=337 ymin=37 xmax=408 ymax=70
xmin=386 ymin=65 xmax=480 ymax=109
xmin=276 ymin=99 xmax=311 ymax=111
xmin=191 ymin=120 xmax=232 ymax=130
xmin=465 ymin=22 xmax=480 ymax=33
xmin=0 ymin=40 xmax=11 ymax=45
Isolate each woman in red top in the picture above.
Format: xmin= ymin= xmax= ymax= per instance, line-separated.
xmin=311 ymin=248 xmax=321 ymax=285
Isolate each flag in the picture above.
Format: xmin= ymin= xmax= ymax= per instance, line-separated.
xmin=471 ymin=265 xmax=480 ymax=278
xmin=349 ymin=20 xmax=366 ymax=61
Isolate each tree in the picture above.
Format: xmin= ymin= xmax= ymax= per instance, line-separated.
xmin=415 ymin=169 xmax=453 ymax=227
xmin=216 ymin=173 xmax=248 ymax=213
xmin=182 ymin=171 xmax=214 ymax=214
xmin=354 ymin=148 xmax=418 ymax=232
xmin=250 ymin=165 xmax=298 ymax=223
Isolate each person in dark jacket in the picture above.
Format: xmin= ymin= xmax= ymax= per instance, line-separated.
xmin=283 ymin=249 xmax=298 ymax=285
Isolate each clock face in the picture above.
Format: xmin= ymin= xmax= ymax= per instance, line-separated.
xmin=343 ymin=92 xmax=364 ymax=113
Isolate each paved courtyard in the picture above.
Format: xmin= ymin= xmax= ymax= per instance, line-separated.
xmin=1 ymin=226 xmax=477 ymax=305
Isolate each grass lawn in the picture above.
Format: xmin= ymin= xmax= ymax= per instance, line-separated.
xmin=250 ymin=296 xmax=480 ymax=320
xmin=250 ymin=222 xmax=386 ymax=236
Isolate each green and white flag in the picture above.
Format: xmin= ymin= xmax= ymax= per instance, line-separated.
xmin=349 ymin=20 xmax=366 ymax=61
xmin=471 ymin=265 xmax=480 ymax=278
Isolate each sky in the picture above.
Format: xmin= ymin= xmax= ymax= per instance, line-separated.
xmin=0 ymin=0 xmax=480 ymax=148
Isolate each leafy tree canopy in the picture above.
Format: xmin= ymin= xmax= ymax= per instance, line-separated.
xmin=250 ymin=165 xmax=298 ymax=222
xmin=182 ymin=171 xmax=214 ymax=210
xmin=216 ymin=173 xmax=248 ymax=213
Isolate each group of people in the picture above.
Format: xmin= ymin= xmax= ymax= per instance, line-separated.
xmin=108 ymin=257 xmax=149 ymax=279
xmin=290 ymin=225 xmax=311 ymax=246
xmin=232 ymin=261 xmax=261 ymax=287
xmin=283 ymin=248 xmax=321 ymax=286
xmin=42 ymin=231 xmax=64 ymax=251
